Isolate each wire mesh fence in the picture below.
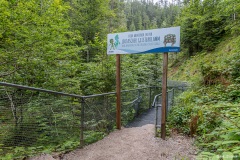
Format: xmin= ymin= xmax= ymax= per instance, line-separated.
xmin=0 ymin=85 xmax=82 ymax=159
xmin=82 ymin=94 xmax=116 ymax=146
xmin=0 ymin=82 xmax=162 ymax=159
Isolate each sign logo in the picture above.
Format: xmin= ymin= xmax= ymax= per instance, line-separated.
xmin=109 ymin=34 xmax=120 ymax=50
xmin=163 ymin=34 xmax=176 ymax=47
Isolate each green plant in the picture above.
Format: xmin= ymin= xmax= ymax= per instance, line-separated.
xmin=168 ymin=84 xmax=239 ymax=158
xmin=84 ymin=131 xmax=106 ymax=145
xmin=56 ymin=140 xmax=79 ymax=152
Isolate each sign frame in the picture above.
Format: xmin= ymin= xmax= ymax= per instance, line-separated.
xmin=107 ymin=26 xmax=180 ymax=55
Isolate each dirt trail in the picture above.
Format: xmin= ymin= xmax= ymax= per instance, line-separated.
xmin=62 ymin=124 xmax=196 ymax=160
xmin=29 ymin=109 xmax=197 ymax=160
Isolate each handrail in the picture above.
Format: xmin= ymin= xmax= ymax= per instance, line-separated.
xmin=151 ymin=88 xmax=174 ymax=107
xmin=152 ymin=93 xmax=162 ymax=107
xmin=0 ymin=82 xmax=84 ymax=98
xmin=0 ymin=82 xmax=159 ymax=99
xmin=131 ymin=97 xmax=139 ymax=104
xmin=84 ymin=87 xmax=161 ymax=98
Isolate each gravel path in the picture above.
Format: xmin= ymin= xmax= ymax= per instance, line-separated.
xmin=62 ymin=124 xmax=196 ymax=160
xmin=29 ymin=108 xmax=197 ymax=160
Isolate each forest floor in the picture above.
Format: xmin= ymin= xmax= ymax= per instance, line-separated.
xmin=29 ymin=109 xmax=197 ymax=160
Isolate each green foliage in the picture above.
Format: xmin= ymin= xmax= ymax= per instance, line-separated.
xmin=125 ymin=0 xmax=180 ymax=30
xmin=121 ymin=104 xmax=136 ymax=126
xmin=200 ymin=64 xmax=226 ymax=86
xmin=122 ymin=54 xmax=162 ymax=89
xmin=175 ymin=0 xmax=237 ymax=56
xmin=56 ymin=140 xmax=80 ymax=152
xmin=196 ymin=103 xmax=240 ymax=159
xmin=227 ymin=53 xmax=240 ymax=82
xmin=168 ymin=104 xmax=191 ymax=134
xmin=167 ymin=89 xmax=223 ymax=135
xmin=84 ymin=131 xmax=106 ymax=145
xmin=169 ymin=35 xmax=240 ymax=159
xmin=0 ymin=0 xmax=82 ymax=93
xmin=218 ymin=0 xmax=240 ymax=35
xmin=168 ymin=86 xmax=240 ymax=158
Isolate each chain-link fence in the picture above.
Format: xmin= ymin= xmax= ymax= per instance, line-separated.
xmin=0 ymin=82 xmax=162 ymax=159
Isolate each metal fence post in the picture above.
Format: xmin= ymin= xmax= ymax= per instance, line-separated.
xmin=166 ymin=91 xmax=169 ymax=116
xmin=80 ymin=97 xmax=85 ymax=148
xmin=104 ymin=95 xmax=109 ymax=129
xmin=172 ymin=88 xmax=175 ymax=106
xmin=149 ymin=87 xmax=152 ymax=109
xmin=155 ymin=99 xmax=158 ymax=136
xmin=137 ymin=89 xmax=140 ymax=115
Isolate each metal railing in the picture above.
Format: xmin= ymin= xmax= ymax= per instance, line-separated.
xmin=152 ymin=87 xmax=187 ymax=136
xmin=0 ymin=82 xmax=161 ymax=159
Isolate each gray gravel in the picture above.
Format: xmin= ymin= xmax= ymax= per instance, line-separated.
xmin=28 ymin=108 xmax=197 ymax=160
xmin=62 ymin=124 xmax=197 ymax=160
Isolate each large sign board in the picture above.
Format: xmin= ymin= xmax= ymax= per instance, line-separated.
xmin=107 ymin=26 xmax=180 ymax=55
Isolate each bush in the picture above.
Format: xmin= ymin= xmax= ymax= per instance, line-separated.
xmin=168 ymin=85 xmax=240 ymax=159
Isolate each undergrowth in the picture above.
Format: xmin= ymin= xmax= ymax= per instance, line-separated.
xmin=168 ymin=36 xmax=240 ymax=159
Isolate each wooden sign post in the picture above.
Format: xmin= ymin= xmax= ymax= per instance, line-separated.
xmin=116 ymin=54 xmax=121 ymax=129
xmin=161 ymin=52 xmax=168 ymax=140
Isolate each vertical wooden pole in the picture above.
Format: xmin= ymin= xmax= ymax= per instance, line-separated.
xmin=116 ymin=54 xmax=121 ymax=129
xmin=161 ymin=52 xmax=168 ymax=140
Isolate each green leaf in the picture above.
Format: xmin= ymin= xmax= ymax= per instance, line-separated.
xmin=222 ymin=141 xmax=240 ymax=145
xmin=222 ymin=152 xmax=233 ymax=160
xmin=212 ymin=154 xmax=220 ymax=160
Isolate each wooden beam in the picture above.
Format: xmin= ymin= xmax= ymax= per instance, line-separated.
xmin=161 ymin=52 xmax=168 ymax=140
xmin=116 ymin=54 xmax=121 ymax=129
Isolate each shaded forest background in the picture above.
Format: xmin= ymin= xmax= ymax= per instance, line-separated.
xmin=1 ymin=0 xmax=181 ymax=95
xmin=1 ymin=0 xmax=238 ymax=94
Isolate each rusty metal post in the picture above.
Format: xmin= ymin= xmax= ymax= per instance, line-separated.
xmin=116 ymin=54 xmax=121 ymax=129
xmin=161 ymin=52 xmax=168 ymax=140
